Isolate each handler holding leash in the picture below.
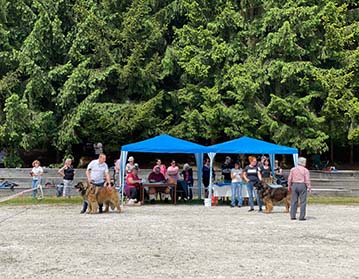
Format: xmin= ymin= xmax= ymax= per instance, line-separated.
xmin=82 ymin=153 xmax=111 ymax=213
xmin=288 ymin=157 xmax=311 ymax=221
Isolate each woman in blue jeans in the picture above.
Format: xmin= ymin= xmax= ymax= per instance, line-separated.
xmin=243 ymin=156 xmax=263 ymax=212
xmin=230 ymin=162 xmax=243 ymax=207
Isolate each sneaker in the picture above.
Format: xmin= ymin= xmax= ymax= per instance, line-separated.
xmin=127 ymin=199 xmax=135 ymax=205
xmin=299 ymin=218 xmax=306 ymax=221
xmin=230 ymin=204 xmax=235 ymax=208
xmin=291 ymin=218 xmax=296 ymax=220
xmin=238 ymin=205 xmax=242 ymax=208
xmin=259 ymin=208 xmax=263 ymax=212
xmin=248 ymin=208 xmax=254 ymax=212
xmin=80 ymin=209 xmax=86 ymax=214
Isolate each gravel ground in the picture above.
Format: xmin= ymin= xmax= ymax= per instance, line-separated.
xmin=0 ymin=204 xmax=358 ymax=279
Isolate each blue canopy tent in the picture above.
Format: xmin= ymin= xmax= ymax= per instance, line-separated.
xmin=206 ymin=136 xmax=299 ymax=201
xmin=119 ymin=134 xmax=207 ymax=203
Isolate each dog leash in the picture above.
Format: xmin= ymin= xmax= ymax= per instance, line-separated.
xmin=0 ymin=208 xmax=29 ymax=225
xmin=0 ymin=185 xmax=44 ymax=203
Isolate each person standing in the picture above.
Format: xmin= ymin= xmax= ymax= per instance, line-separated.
xmin=288 ymin=157 xmax=311 ymax=221
xmin=221 ymin=156 xmax=233 ymax=183
xmin=202 ymin=158 xmax=214 ymax=198
xmin=165 ymin=160 xmax=179 ymax=201
xmin=230 ymin=162 xmax=243 ymax=207
xmin=153 ymin=159 xmax=167 ymax=177
xmin=82 ymin=153 xmax=111 ymax=213
xmin=30 ymin=160 xmax=43 ymax=199
xmin=261 ymin=158 xmax=272 ymax=184
xmin=114 ymin=158 xmax=121 ymax=187
xmin=58 ymin=158 xmax=75 ymax=198
xmin=243 ymin=156 xmax=263 ymax=212
xmin=181 ymin=163 xmax=193 ymax=200
xmin=167 ymin=160 xmax=179 ymax=183
xmin=93 ymin=142 xmax=103 ymax=155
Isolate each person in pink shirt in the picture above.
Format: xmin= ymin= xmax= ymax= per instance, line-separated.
xmin=167 ymin=160 xmax=179 ymax=183
xmin=288 ymin=157 xmax=311 ymax=221
xmin=153 ymin=159 xmax=166 ymax=177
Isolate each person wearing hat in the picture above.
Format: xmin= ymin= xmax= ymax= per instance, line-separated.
xmin=288 ymin=157 xmax=311 ymax=220
xmin=126 ymin=156 xmax=136 ymax=174
xmin=147 ymin=166 xmax=167 ymax=204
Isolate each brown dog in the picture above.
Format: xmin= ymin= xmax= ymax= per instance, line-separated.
xmin=74 ymin=181 xmax=96 ymax=213
xmin=260 ymin=182 xmax=291 ymax=214
xmin=74 ymin=182 xmax=121 ymax=214
xmin=88 ymin=182 xmax=121 ymax=214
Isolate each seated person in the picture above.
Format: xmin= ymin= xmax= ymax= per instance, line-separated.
xmin=147 ymin=166 xmax=167 ymax=204
xmin=181 ymin=163 xmax=193 ymax=200
xmin=125 ymin=167 xmax=142 ymax=205
xmin=153 ymin=159 xmax=167 ymax=177
xmin=274 ymin=160 xmax=282 ymax=176
xmin=274 ymin=160 xmax=284 ymax=184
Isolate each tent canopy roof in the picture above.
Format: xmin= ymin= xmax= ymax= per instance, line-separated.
xmin=207 ymin=136 xmax=298 ymax=154
xmin=121 ymin=134 xmax=206 ymax=154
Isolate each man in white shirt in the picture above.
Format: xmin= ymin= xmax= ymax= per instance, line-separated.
xmin=81 ymin=153 xmax=111 ymax=213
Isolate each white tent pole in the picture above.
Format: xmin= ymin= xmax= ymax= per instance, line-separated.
xmin=120 ymin=151 xmax=128 ymax=206
xmin=269 ymin=154 xmax=275 ymax=179
xmin=208 ymin=152 xmax=216 ymax=203
xmin=194 ymin=153 xmax=203 ymax=199
xmin=293 ymin=153 xmax=298 ymax=167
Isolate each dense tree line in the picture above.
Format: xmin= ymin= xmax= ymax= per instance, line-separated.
xmin=0 ymin=0 xmax=358 ymax=167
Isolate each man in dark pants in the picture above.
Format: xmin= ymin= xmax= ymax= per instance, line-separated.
xmin=81 ymin=153 xmax=111 ymax=213
xmin=288 ymin=157 xmax=311 ymax=220
xmin=221 ymin=156 xmax=234 ymax=183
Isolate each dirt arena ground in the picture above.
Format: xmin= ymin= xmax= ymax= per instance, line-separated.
xmin=0 ymin=204 xmax=358 ymax=279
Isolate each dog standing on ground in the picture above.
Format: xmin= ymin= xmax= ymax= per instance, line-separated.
xmin=74 ymin=182 xmax=121 ymax=214
xmin=74 ymin=182 xmax=95 ymax=212
xmin=88 ymin=182 xmax=121 ymax=214
xmin=258 ymin=182 xmax=291 ymax=214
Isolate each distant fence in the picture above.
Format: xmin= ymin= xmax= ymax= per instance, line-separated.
xmin=1 ymin=168 xmax=359 ymax=197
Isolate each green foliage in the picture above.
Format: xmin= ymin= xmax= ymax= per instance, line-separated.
xmin=0 ymin=0 xmax=358 ymax=164
xmin=0 ymin=93 xmax=54 ymax=166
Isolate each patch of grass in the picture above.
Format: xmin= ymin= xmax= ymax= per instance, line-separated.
xmin=308 ymin=196 xmax=359 ymax=205
xmin=1 ymin=196 xmax=359 ymax=207
xmin=0 ymin=196 xmax=83 ymax=206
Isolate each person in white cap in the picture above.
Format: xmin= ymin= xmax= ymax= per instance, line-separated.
xmin=126 ymin=156 xmax=136 ymax=174
xmin=288 ymin=157 xmax=311 ymax=221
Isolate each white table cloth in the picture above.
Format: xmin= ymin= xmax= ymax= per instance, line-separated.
xmin=213 ymin=183 xmax=249 ymax=198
